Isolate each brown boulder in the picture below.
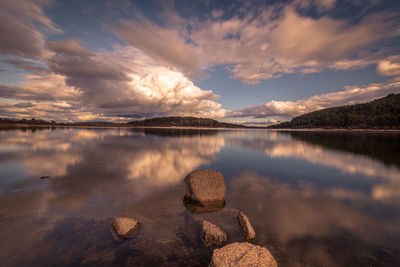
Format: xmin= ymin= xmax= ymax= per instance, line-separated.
xmin=110 ymin=217 xmax=139 ymax=240
xmin=209 ymin=242 xmax=277 ymax=267
xmin=237 ymin=211 xmax=256 ymax=241
xmin=183 ymin=170 xmax=226 ymax=213
xmin=201 ymin=220 xmax=227 ymax=246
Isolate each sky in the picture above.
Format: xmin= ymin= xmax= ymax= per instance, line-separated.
xmin=0 ymin=0 xmax=399 ymax=124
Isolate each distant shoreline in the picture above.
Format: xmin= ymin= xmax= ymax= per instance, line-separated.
xmin=0 ymin=123 xmax=250 ymax=130
xmin=269 ymin=128 xmax=400 ymax=133
xmin=1 ymin=123 xmax=400 ymax=132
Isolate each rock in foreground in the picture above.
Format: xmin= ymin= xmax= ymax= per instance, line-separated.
xmin=183 ymin=170 xmax=226 ymax=213
xmin=110 ymin=217 xmax=139 ymax=240
xmin=201 ymin=220 xmax=227 ymax=246
xmin=209 ymin=242 xmax=277 ymax=267
xmin=238 ymin=211 xmax=256 ymax=241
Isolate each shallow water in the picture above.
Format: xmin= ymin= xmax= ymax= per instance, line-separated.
xmin=0 ymin=127 xmax=399 ymax=266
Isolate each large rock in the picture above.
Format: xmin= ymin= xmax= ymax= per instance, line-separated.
xmin=183 ymin=170 xmax=226 ymax=213
xmin=201 ymin=220 xmax=227 ymax=246
xmin=110 ymin=217 xmax=139 ymax=240
xmin=237 ymin=211 xmax=256 ymax=241
xmin=209 ymin=242 xmax=278 ymax=267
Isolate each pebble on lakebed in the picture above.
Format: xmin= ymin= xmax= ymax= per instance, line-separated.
xmin=237 ymin=211 xmax=256 ymax=241
xmin=201 ymin=220 xmax=227 ymax=246
xmin=110 ymin=217 xmax=139 ymax=241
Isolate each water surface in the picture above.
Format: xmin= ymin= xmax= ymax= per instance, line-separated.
xmin=0 ymin=127 xmax=399 ymax=266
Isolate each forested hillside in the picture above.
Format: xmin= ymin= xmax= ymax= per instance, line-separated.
xmin=270 ymin=94 xmax=400 ymax=129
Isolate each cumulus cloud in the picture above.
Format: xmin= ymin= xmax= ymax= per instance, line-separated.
xmin=0 ymin=39 xmax=226 ymax=121
xmin=229 ymin=79 xmax=400 ymax=118
xmin=0 ymin=0 xmax=60 ymax=58
xmin=47 ymin=40 xmax=225 ymax=119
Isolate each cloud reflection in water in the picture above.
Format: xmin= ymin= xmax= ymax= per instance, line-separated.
xmin=0 ymin=128 xmax=399 ymax=266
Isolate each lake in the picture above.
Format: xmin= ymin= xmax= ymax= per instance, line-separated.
xmin=0 ymin=127 xmax=399 ymax=266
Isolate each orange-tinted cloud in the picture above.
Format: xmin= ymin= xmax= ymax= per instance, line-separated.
xmin=229 ymin=79 xmax=400 ymax=118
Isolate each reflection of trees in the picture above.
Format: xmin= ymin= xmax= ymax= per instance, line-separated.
xmin=130 ymin=127 xmax=220 ymax=137
xmin=0 ymin=126 xmax=58 ymax=133
xmin=286 ymin=131 xmax=400 ymax=168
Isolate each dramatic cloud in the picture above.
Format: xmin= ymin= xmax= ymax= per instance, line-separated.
xmin=111 ymin=3 xmax=399 ymax=83
xmin=0 ymin=39 xmax=226 ymax=121
xmin=0 ymin=0 xmax=60 ymax=58
xmin=229 ymin=79 xmax=400 ymax=118
xmin=47 ymin=40 xmax=225 ymax=120
xmin=0 ymin=0 xmax=398 ymax=121
xmin=200 ymin=7 xmax=398 ymax=83
xmin=111 ymin=19 xmax=203 ymax=76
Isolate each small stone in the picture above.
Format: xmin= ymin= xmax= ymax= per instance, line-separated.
xmin=183 ymin=170 xmax=226 ymax=213
xmin=209 ymin=242 xmax=277 ymax=267
xmin=237 ymin=211 xmax=256 ymax=241
xmin=201 ymin=220 xmax=227 ymax=246
xmin=110 ymin=217 xmax=139 ymax=240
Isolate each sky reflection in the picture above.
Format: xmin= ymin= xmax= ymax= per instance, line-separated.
xmin=0 ymin=128 xmax=399 ymax=266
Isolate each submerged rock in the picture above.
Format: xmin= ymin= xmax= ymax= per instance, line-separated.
xmin=237 ymin=211 xmax=256 ymax=241
xmin=201 ymin=220 xmax=227 ymax=246
xmin=183 ymin=170 xmax=226 ymax=213
xmin=110 ymin=217 xmax=139 ymax=241
xmin=209 ymin=242 xmax=277 ymax=267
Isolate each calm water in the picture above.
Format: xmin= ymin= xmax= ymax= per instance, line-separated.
xmin=0 ymin=127 xmax=399 ymax=266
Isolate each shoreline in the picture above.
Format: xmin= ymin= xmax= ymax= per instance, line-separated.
xmin=269 ymin=128 xmax=400 ymax=133
xmin=0 ymin=123 xmax=399 ymax=132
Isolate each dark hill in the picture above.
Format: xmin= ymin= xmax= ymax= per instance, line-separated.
xmin=128 ymin=116 xmax=245 ymax=128
xmin=270 ymin=94 xmax=400 ymax=129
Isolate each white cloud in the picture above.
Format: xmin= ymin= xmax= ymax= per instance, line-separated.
xmin=0 ymin=40 xmax=226 ymax=121
xmin=229 ymin=79 xmax=400 ymax=118
xmin=377 ymin=56 xmax=400 ymax=76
